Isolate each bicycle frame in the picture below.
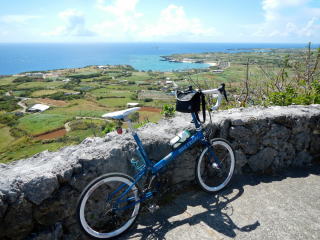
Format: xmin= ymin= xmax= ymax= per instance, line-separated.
xmin=113 ymin=112 xmax=221 ymax=209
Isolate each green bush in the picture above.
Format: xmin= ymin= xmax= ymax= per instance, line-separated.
xmin=268 ymin=81 xmax=320 ymax=106
xmin=45 ymin=91 xmax=83 ymax=101
xmin=13 ymin=76 xmax=34 ymax=83
xmin=10 ymin=127 xmax=28 ymax=138
xmin=130 ymin=93 xmax=138 ymax=100
xmin=102 ymin=122 xmax=116 ymax=134
xmin=0 ymin=113 xmax=20 ymax=126
xmin=161 ymin=104 xmax=175 ymax=117
xmin=128 ymin=112 xmax=139 ymax=122
xmin=68 ymin=73 xmax=102 ymax=80
xmin=0 ymin=96 xmax=19 ymax=112
xmin=143 ymin=98 xmax=153 ymax=102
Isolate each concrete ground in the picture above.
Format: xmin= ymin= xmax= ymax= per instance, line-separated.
xmin=122 ymin=164 xmax=320 ymax=240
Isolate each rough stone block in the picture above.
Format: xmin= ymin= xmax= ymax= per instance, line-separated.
xmin=248 ymin=147 xmax=278 ymax=171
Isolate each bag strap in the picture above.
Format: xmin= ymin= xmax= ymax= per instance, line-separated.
xmin=195 ymin=92 xmax=206 ymax=123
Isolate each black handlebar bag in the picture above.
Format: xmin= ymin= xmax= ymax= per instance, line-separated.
xmin=176 ymin=90 xmax=206 ymax=122
xmin=176 ymin=91 xmax=201 ymax=113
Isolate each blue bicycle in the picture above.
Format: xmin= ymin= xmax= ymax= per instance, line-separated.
xmin=77 ymin=84 xmax=236 ymax=239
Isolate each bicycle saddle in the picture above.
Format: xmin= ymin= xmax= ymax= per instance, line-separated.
xmin=102 ymin=107 xmax=141 ymax=120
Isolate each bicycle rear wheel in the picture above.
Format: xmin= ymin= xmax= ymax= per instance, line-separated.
xmin=77 ymin=173 xmax=140 ymax=239
xmin=196 ymin=138 xmax=235 ymax=192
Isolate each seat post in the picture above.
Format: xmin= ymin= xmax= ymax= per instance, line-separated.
xmin=124 ymin=117 xmax=136 ymax=134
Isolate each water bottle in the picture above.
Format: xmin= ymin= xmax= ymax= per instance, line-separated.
xmin=170 ymin=130 xmax=191 ymax=148
xmin=130 ymin=147 xmax=146 ymax=171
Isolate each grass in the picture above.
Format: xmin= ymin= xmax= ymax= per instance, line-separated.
xmin=67 ymin=128 xmax=105 ymax=139
xmin=0 ymin=126 xmax=15 ymax=151
xmin=138 ymin=110 xmax=162 ymax=122
xmin=0 ymin=76 xmax=17 ymax=86
xmin=17 ymin=113 xmax=73 ymax=135
xmin=0 ymin=141 xmax=67 ymax=163
xmin=16 ymin=81 xmax=65 ymax=89
xmin=89 ymin=88 xmax=132 ymax=98
xmin=47 ymin=99 xmax=109 ymax=117
xmin=105 ymin=84 xmax=141 ymax=91
xmin=31 ymin=89 xmax=78 ymax=97
xmin=98 ymin=97 xmax=132 ymax=108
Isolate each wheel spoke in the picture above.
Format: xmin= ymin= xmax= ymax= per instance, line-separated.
xmin=196 ymin=139 xmax=235 ymax=192
xmin=77 ymin=174 xmax=140 ymax=239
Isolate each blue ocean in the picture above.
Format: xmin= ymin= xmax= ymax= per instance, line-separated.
xmin=0 ymin=42 xmax=310 ymax=75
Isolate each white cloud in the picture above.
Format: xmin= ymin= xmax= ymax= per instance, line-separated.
xmin=0 ymin=15 xmax=41 ymax=24
xmin=299 ymin=17 xmax=319 ymax=37
xmin=248 ymin=0 xmax=320 ymax=40
xmin=92 ymin=0 xmax=142 ymax=40
xmin=306 ymin=7 xmax=320 ymax=17
xmin=97 ymin=0 xmax=141 ymax=17
xmin=45 ymin=9 xmax=94 ymax=37
xmin=262 ymin=0 xmax=310 ymax=21
xmin=138 ymin=4 xmax=219 ymax=41
xmin=93 ymin=1 xmax=218 ymax=41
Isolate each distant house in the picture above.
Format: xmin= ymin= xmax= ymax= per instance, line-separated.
xmin=25 ymin=72 xmax=44 ymax=78
xmin=127 ymin=102 xmax=140 ymax=108
xmin=64 ymin=92 xmax=80 ymax=96
xmin=212 ymin=70 xmax=224 ymax=73
xmin=97 ymin=65 xmax=109 ymax=69
xmin=28 ymin=104 xmax=50 ymax=112
xmin=43 ymin=73 xmax=59 ymax=79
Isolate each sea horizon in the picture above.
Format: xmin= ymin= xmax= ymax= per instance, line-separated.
xmin=0 ymin=42 xmax=317 ymax=75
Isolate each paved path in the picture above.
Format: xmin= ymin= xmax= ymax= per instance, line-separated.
xmin=121 ymin=165 xmax=320 ymax=240
xmin=17 ymin=98 xmax=28 ymax=113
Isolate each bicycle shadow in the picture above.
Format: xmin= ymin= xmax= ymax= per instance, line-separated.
xmin=123 ymin=181 xmax=259 ymax=240
xmin=123 ymin=164 xmax=320 ymax=240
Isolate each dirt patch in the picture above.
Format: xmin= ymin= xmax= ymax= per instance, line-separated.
xmin=35 ymin=98 xmax=68 ymax=107
xmin=34 ymin=128 xmax=67 ymax=140
xmin=139 ymin=107 xmax=162 ymax=113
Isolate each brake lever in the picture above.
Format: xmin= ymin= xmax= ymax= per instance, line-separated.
xmin=223 ymin=89 xmax=228 ymax=102
xmin=218 ymin=83 xmax=228 ymax=102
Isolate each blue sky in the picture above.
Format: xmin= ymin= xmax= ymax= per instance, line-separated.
xmin=0 ymin=0 xmax=319 ymax=43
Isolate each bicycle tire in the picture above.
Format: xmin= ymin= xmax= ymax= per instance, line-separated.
xmin=196 ymin=138 xmax=236 ymax=192
xmin=77 ymin=172 xmax=140 ymax=239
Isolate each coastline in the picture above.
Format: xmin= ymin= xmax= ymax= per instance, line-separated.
xmin=0 ymin=43 xmax=310 ymax=75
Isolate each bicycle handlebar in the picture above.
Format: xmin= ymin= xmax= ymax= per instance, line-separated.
xmin=201 ymin=83 xmax=228 ymax=111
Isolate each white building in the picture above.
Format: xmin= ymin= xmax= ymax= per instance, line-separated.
xmin=28 ymin=104 xmax=50 ymax=112
xmin=127 ymin=102 xmax=140 ymax=107
xmin=25 ymin=72 xmax=44 ymax=78
xmin=97 ymin=65 xmax=109 ymax=69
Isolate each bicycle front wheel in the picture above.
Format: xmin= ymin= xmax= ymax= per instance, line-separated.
xmin=196 ymin=138 xmax=235 ymax=192
xmin=77 ymin=173 xmax=140 ymax=239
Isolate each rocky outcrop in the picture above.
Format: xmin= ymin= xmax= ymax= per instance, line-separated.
xmin=0 ymin=105 xmax=319 ymax=239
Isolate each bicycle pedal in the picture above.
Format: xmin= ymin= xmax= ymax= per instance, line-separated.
xmin=147 ymin=204 xmax=159 ymax=213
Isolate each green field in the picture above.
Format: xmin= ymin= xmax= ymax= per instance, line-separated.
xmin=18 ymin=113 xmax=73 ymax=135
xmin=16 ymin=81 xmax=65 ymax=89
xmin=0 ymin=76 xmax=17 ymax=86
xmin=0 ymin=126 xmax=15 ymax=150
xmin=98 ymin=97 xmax=132 ymax=108
xmin=31 ymin=89 xmax=78 ymax=97
xmin=0 ymin=141 xmax=67 ymax=163
xmin=47 ymin=99 xmax=109 ymax=117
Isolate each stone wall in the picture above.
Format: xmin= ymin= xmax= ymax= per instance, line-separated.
xmin=0 ymin=105 xmax=319 ymax=239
